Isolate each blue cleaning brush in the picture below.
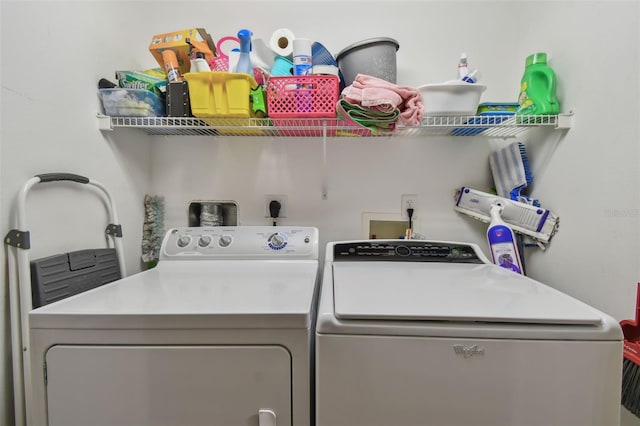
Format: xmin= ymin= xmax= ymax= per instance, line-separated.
xmin=489 ymin=141 xmax=538 ymax=205
xmin=516 ymin=142 xmax=532 ymax=191
xmin=514 ymin=142 xmax=540 ymax=206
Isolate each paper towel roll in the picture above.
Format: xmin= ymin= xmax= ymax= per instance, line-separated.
xmin=269 ymin=28 xmax=295 ymax=59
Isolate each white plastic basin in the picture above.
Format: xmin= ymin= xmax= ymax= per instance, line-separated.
xmin=418 ymin=81 xmax=487 ymax=116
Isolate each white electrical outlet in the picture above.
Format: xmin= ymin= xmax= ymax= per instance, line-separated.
xmin=401 ymin=194 xmax=418 ymax=219
xmin=265 ymin=194 xmax=288 ymax=218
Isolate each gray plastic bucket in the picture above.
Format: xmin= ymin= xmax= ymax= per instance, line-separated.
xmin=335 ymin=37 xmax=400 ymax=87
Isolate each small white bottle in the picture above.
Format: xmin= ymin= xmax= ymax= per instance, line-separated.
xmin=293 ymin=38 xmax=312 ymax=76
xmin=190 ymin=52 xmax=210 ymax=73
xmin=457 ymin=52 xmax=469 ymax=80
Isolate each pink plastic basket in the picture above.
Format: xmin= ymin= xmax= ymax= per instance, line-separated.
xmin=267 ymin=75 xmax=339 ymax=118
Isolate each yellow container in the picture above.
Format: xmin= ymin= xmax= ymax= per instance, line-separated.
xmin=184 ymin=72 xmax=259 ymax=118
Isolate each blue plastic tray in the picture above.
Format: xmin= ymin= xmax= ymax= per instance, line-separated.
xmin=451 ymin=111 xmax=515 ymax=136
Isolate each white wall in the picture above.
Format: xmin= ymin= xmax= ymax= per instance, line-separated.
xmin=2 ymin=1 xmax=639 ymax=425
xmin=1 ymin=1 xmax=154 ymax=423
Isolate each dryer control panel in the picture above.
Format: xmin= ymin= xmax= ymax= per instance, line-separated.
xmin=160 ymin=226 xmax=319 ymax=260
xmin=333 ymin=241 xmax=485 ymax=263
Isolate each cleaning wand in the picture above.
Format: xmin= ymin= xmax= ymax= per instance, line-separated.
xmin=487 ymin=203 xmax=524 ymax=274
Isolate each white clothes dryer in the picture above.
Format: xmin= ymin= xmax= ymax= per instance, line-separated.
xmin=316 ymin=239 xmax=623 ymax=426
xmin=29 ymin=226 xmax=320 ymax=426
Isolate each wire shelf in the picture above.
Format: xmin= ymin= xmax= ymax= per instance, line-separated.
xmin=101 ymin=113 xmax=571 ymax=138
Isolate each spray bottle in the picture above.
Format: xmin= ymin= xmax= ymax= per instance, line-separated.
xmin=293 ymin=38 xmax=312 ymax=76
xmin=187 ymin=38 xmax=211 ymax=72
xmin=234 ymin=29 xmax=254 ymax=75
xmin=189 ymin=52 xmax=210 ymax=72
xmin=457 ymin=52 xmax=480 ymax=83
xmin=487 ymin=203 xmax=523 ymax=274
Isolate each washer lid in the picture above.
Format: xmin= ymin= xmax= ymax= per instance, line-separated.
xmin=332 ymin=262 xmax=604 ymax=325
xmin=30 ymin=260 xmax=319 ymax=329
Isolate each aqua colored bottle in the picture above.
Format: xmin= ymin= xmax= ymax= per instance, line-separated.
xmin=517 ymin=52 xmax=559 ymax=115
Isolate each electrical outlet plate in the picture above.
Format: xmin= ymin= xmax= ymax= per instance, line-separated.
xmin=401 ymin=194 xmax=418 ymax=219
xmin=265 ymin=194 xmax=288 ymax=218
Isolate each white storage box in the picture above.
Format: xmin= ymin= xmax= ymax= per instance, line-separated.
xmin=418 ymin=81 xmax=486 ymax=116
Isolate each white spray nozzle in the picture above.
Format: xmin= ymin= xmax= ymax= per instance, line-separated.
xmin=490 ymin=203 xmax=505 ymax=218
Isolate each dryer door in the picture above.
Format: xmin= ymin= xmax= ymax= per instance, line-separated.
xmin=45 ymin=345 xmax=291 ymax=426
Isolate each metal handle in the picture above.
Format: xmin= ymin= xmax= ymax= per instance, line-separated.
xmin=258 ymin=409 xmax=277 ymax=426
xmin=36 ymin=173 xmax=89 ymax=184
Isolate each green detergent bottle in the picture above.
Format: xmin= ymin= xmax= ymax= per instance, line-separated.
xmin=517 ymin=52 xmax=559 ymax=115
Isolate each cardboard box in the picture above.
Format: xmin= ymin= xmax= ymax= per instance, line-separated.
xmin=116 ymin=69 xmax=167 ymax=96
xmin=149 ymin=28 xmax=216 ymax=75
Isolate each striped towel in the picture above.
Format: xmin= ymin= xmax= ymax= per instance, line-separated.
xmin=489 ymin=141 xmax=534 ymax=203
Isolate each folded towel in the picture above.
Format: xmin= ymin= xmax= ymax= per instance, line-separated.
xmin=336 ymin=98 xmax=398 ymax=135
xmin=342 ymin=74 xmax=423 ymax=126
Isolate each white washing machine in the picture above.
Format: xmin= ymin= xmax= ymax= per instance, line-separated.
xmin=316 ymin=239 xmax=623 ymax=426
xmin=29 ymin=226 xmax=319 ymax=426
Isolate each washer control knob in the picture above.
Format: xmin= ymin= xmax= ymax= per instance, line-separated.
xmin=219 ymin=235 xmax=232 ymax=247
xmin=177 ymin=235 xmax=191 ymax=248
xmin=270 ymin=234 xmax=285 ymax=247
xmin=395 ymin=245 xmax=411 ymax=256
xmin=198 ymin=235 xmax=212 ymax=247
xmin=268 ymin=233 xmax=288 ymax=250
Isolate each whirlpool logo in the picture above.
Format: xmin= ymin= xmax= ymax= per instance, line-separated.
xmin=453 ymin=344 xmax=485 ymax=358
